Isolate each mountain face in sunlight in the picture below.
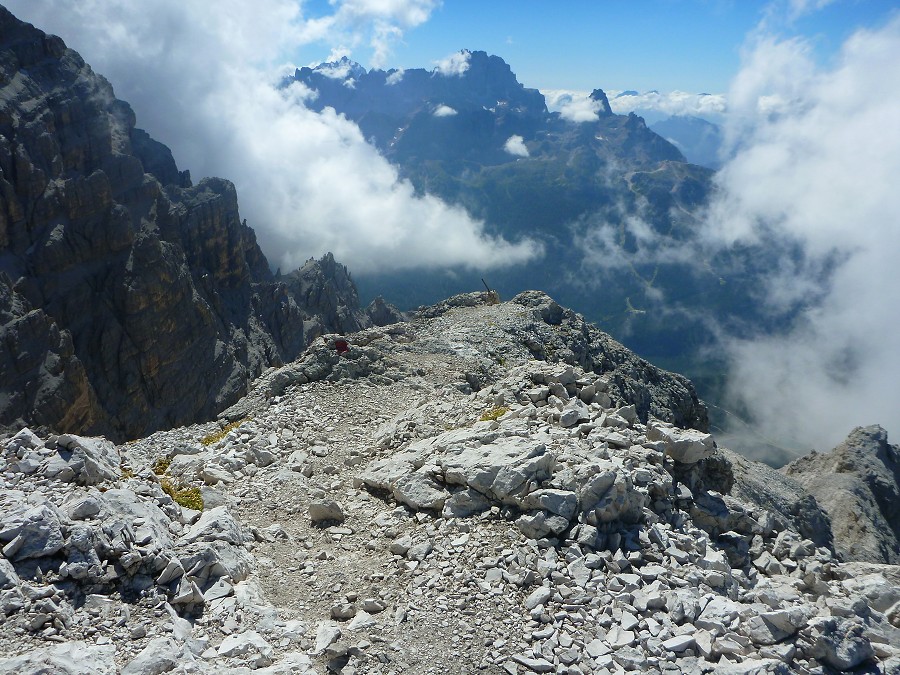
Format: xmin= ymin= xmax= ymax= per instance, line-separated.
xmin=286 ymin=52 xmax=766 ymax=406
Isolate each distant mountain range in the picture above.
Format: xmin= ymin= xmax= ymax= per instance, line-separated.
xmin=286 ymin=52 xmax=759 ymax=396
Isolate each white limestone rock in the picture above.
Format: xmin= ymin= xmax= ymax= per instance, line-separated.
xmin=308 ymin=499 xmax=345 ymax=523
xmin=806 ymin=617 xmax=876 ymax=671
xmin=121 ymin=637 xmax=184 ymax=675
xmin=184 ymin=506 xmax=244 ymax=545
xmin=647 ymin=418 xmax=715 ymax=464
xmin=442 ymin=487 xmax=492 ymax=518
xmin=42 ymin=434 xmax=120 ymax=485
xmin=1 ymin=501 xmax=65 ymax=561
xmin=0 ymin=641 xmax=116 ymax=674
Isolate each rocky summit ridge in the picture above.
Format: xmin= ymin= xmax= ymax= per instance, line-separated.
xmin=1 ymin=291 xmax=899 ymax=675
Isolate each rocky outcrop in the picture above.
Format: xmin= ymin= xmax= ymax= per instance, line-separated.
xmin=2 ymin=292 xmax=898 ymax=674
xmin=221 ymin=291 xmax=707 ymax=432
xmin=280 ymin=253 xmax=369 ymax=342
xmin=0 ymin=8 xmax=370 ymax=440
xmin=782 ymin=425 xmax=900 ymax=564
xmin=0 ymin=273 xmax=104 ymax=434
xmin=719 ymin=447 xmax=835 ymax=552
xmin=364 ymin=295 xmax=406 ymax=327
xmin=507 ymin=291 xmax=708 ymax=431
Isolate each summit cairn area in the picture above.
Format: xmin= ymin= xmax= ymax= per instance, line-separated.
xmin=1 ymin=291 xmax=899 ymax=674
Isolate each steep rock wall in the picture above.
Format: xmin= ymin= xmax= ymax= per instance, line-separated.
xmin=0 ymin=8 xmax=369 ymax=440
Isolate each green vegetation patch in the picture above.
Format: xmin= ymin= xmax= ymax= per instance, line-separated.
xmin=479 ymin=406 xmax=509 ymax=422
xmin=151 ymin=457 xmax=172 ymax=475
xmin=200 ymin=418 xmax=248 ymax=446
xmin=161 ymin=477 xmax=204 ymax=511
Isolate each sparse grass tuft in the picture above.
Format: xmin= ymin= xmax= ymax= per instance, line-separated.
xmin=151 ymin=457 xmax=172 ymax=475
xmin=479 ymin=407 xmax=509 ymax=422
xmin=120 ymin=464 xmax=135 ymax=479
xmin=200 ymin=418 xmax=248 ymax=446
xmin=161 ymin=477 xmax=204 ymax=511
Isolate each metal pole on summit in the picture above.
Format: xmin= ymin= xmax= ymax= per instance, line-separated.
xmin=481 ymin=278 xmax=500 ymax=305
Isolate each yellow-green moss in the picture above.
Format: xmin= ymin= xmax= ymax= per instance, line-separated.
xmin=200 ymin=418 xmax=248 ymax=446
xmin=161 ymin=477 xmax=204 ymax=511
xmin=479 ymin=406 xmax=509 ymax=422
xmin=151 ymin=457 xmax=172 ymax=475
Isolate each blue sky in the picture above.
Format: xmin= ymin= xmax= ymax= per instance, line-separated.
xmin=295 ymin=0 xmax=895 ymax=93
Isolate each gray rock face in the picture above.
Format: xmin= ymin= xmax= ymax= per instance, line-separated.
xmin=723 ymin=447 xmax=835 ymax=551
xmin=782 ymin=425 xmax=900 ymax=564
xmin=0 ymin=272 xmax=106 ymax=435
xmin=359 ymin=357 xmax=698 ymax=544
xmin=412 ymin=290 xmax=708 ymax=431
xmin=280 ymin=253 xmax=370 ymax=344
xmin=0 ymin=8 xmax=370 ymax=441
xmin=365 ymin=295 xmax=406 ymax=327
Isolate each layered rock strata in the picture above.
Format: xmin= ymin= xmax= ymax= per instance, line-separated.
xmin=0 ymin=8 xmax=369 ymax=440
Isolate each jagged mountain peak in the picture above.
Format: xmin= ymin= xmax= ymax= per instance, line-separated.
xmin=311 ymin=55 xmax=367 ymax=81
xmin=0 ymin=8 xmax=370 ymax=441
xmin=589 ymin=87 xmax=613 ymax=116
xmin=783 ymin=424 xmax=900 ymax=564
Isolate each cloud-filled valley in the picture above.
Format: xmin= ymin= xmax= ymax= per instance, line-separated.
xmin=6 ymin=0 xmax=898 ymax=454
xmin=571 ymin=15 xmax=900 ymax=452
xmin=5 ymin=0 xmax=540 ymax=275
xmin=705 ymin=16 xmax=900 ymax=451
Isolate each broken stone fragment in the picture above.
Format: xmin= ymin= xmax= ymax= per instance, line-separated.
xmin=647 ymin=419 xmax=715 ymax=464
xmin=308 ymin=499 xmax=345 ymax=523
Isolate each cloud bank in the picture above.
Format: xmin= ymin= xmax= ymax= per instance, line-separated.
xmin=434 ymin=50 xmax=472 ymax=77
xmin=705 ymin=15 xmax=900 ymax=451
xmin=541 ymin=90 xmax=606 ymax=123
xmin=544 ymin=88 xmax=727 ymax=124
xmin=432 ymin=104 xmax=458 ymax=117
xmin=567 ymin=15 xmax=900 ymax=453
xmin=296 ymin=0 xmax=440 ymax=69
xmin=609 ymin=91 xmax=728 ymax=123
xmin=6 ymin=0 xmax=539 ymax=275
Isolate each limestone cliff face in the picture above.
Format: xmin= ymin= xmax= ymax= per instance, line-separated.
xmin=782 ymin=425 xmax=900 ymax=564
xmin=0 ymin=8 xmax=369 ymax=440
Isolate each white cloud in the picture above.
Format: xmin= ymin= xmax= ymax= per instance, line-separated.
xmin=386 ymin=68 xmax=405 ymax=85
xmin=322 ymin=46 xmax=353 ymax=64
xmin=786 ymin=0 xmax=838 ymax=21
xmin=503 ymin=135 xmax=529 ymax=157
xmin=542 ymin=90 xmax=604 ymax=123
xmin=6 ymin=0 xmax=540 ymax=275
xmin=434 ymin=50 xmax=471 ymax=77
xmin=544 ymin=88 xmax=727 ymax=124
xmin=608 ymin=90 xmax=728 ymax=123
xmin=432 ymin=104 xmax=458 ymax=117
xmin=297 ymin=0 xmax=440 ymax=69
xmin=316 ymin=60 xmax=355 ymax=79
xmin=703 ymin=15 xmax=900 ymax=450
